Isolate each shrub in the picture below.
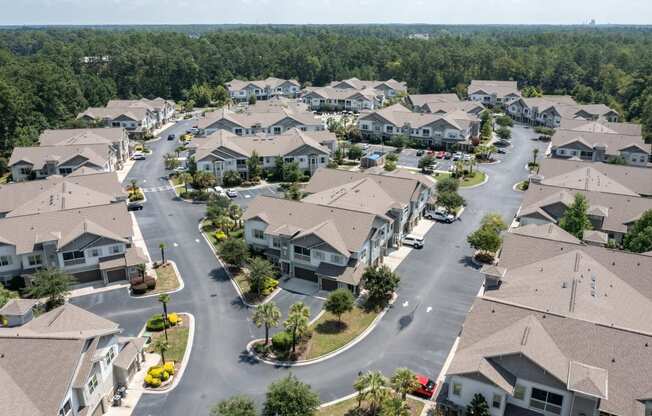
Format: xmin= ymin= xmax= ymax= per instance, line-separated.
xmin=271 ymin=331 xmax=292 ymax=353
xmin=145 ymin=277 xmax=157 ymax=290
xmin=160 ymin=370 xmax=170 ymax=381
xmin=146 ymin=314 xmax=170 ymax=331
xmin=145 ymin=375 xmax=162 ymax=387
xmin=262 ymin=278 xmax=279 ymax=296
xmin=167 ymin=312 xmax=180 ymax=326
xmin=163 ymin=362 xmax=175 ymax=375
xmin=214 ymin=231 xmax=227 ymax=241
xmin=474 ymin=251 xmax=495 ymax=264
xmin=131 ymin=282 xmax=148 ymax=295
xmin=148 ymin=366 xmax=164 ymax=378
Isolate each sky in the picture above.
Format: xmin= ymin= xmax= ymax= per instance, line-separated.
xmin=1 ymin=0 xmax=651 ymax=26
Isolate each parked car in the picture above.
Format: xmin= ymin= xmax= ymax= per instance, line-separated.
xmin=167 ymin=134 xmax=176 ymax=140
xmin=452 ymin=152 xmax=463 ymax=161
xmin=462 ymin=154 xmax=474 ymax=161
xmin=444 ymin=152 xmax=452 ymax=159
xmin=173 ymin=166 xmax=187 ymax=173
xmin=425 ymin=208 xmax=455 ymax=223
xmin=132 ymin=152 xmax=146 ymax=160
xmin=412 ymin=374 xmax=436 ymax=399
xmin=127 ymin=202 xmax=144 ymax=211
xmin=416 ymin=149 xmax=424 ymax=156
xmin=497 ymin=148 xmax=507 ymax=154
xmin=434 ymin=151 xmax=445 ymax=159
xmin=401 ymin=234 xmax=424 ymax=249
xmin=186 ymin=127 xmax=199 ymax=135
xmin=226 ymin=189 xmax=238 ymax=198
xmin=212 ymin=186 xmax=227 ymax=196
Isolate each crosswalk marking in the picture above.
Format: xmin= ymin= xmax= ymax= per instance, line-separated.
xmin=141 ymin=185 xmax=174 ymax=193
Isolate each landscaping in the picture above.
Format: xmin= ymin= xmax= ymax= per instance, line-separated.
xmin=458 ymin=170 xmax=486 ymax=187
xmin=146 ymin=312 xmax=190 ymax=362
xmin=318 ymin=396 xmax=424 ymax=416
xmin=132 ymin=262 xmax=180 ymax=296
xmin=516 ymin=180 xmax=529 ymax=191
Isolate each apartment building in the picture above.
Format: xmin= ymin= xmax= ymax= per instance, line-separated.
xmin=196 ymin=105 xmax=324 ymax=136
xmin=302 ymin=87 xmax=383 ymax=112
xmin=106 ymin=98 xmax=176 ymax=127
xmin=189 ymin=128 xmax=334 ymax=182
xmin=507 ymin=96 xmax=620 ymax=128
xmin=405 ymin=93 xmax=461 ymax=112
xmin=442 ymin=227 xmax=652 ymax=416
xmin=9 ymin=143 xmax=118 ymax=182
xmin=37 ymin=128 xmax=131 ymax=165
xmin=358 ymin=103 xmax=480 ymax=149
xmin=77 ymin=106 xmax=155 ymax=139
xmin=226 ymin=77 xmax=301 ymax=101
xmin=328 ymin=78 xmax=408 ymax=98
xmin=559 ymin=118 xmax=642 ymax=137
xmin=0 ymin=302 xmax=146 ymax=416
xmin=549 ymin=129 xmax=649 ymax=166
xmin=468 ymin=80 xmax=521 ymax=107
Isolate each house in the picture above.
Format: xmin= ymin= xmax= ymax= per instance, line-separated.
xmin=559 ymin=118 xmax=641 ymax=136
xmin=468 ymin=80 xmax=521 ymax=107
xmin=243 ymin=196 xmax=391 ymax=293
xmin=516 ymin=183 xmax=652 ymax=242
xmin=9 ymin=143 xmax=118 ymax=182
xmin=106 ymin=98 xmax=176 ymax=127
xmin=507 ymin=96 xmax=620 ymax=128
xmin=535 ymin=158 xmax=652 ymax=197
xmin=0 ymin=202 xmax=147 ymax=286
xmin=0 ymin=303 xmax=146 ymax=416
xmin=77 ymin=106 xmax=155 ymax=139
xmin=405 ymin=93 xmax=461 ymax=112
xmin=37 ymin=128 xmax=131 ymax=165
xmin=328 ymin=78 xmax=407 ymax=98
xmin=549 ymin=129 xmax=649 ymax=166
xmin=196 ymin=106 xmax=324 ymax=136
xmin=226 ymin=77 xmax=301 ymax=101
xmin=358 ymin=103 xmax=480 ymax=149
xmin=301 ymin=87 xmax=383 ymax=112
xmin=188 ymin=128 xmax=334 ymax=182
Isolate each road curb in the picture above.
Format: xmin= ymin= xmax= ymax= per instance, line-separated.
xmin=129 ymin=260 xmax=185 ymax=299
xmin=512 ymin=181 xmax=527 ymax=193
xmin=460 ymin=172 xmax=489 ymax=189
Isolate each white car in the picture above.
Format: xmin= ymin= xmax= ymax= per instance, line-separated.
xmin=425 ymin=209 xmax=455 ymax=223
xmin=452 ymin=152 xmax=463 ymax=161
xmin=226 ymin=189 xmax=238 ymax=198
xmin=173 ymin=166 xmax=187 ymax=173
xmin=462 ymin=154 xmax=474 ymax=161
xmin=402 ymin=234 xmax=424 ymax=249
xmin=212 ymin=186 xmax=227 ymax=196
xmin=132 ymin=152 xmax=146 ymax=160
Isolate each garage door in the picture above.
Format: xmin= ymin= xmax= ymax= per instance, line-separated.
xmin=107 ymin=268 xmax=127 ymax=283
xmin=91 ymin=401 xmax=105 ymax=416
xmin=73 ymin=269 xmax=102 ymax=284
xmin=320 ymin=278 xmax=339 ymax=291
xmin=294 ymin=267 xmax=317 ymax=282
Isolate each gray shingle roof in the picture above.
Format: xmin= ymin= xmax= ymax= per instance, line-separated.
xmin=38 ymin=128 xmax=125 ymax=147
xmin=551 ymin=129 xmax=648 ymax=156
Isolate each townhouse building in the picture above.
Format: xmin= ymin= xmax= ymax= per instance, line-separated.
xmin=301 ymin=87 xmax=383 ymax=112
xmin=507 ymin=96 xmax=620 ymax=128
xmin=358 ymin=103 xmax=480 ymax=150
xmin=0 ymin=303 xmax=146 ymax=416
xmin=405 ymin=93 xmax=461 ymax=112
xmin=106 ymin=98 xmax=176 ymax=127
xmin=196 ymin=106 xmax=324 ymax=137
xmin=188 ymin=128 xmax=334 ymax=182
xmin=37 ymin=128 xmax=131 ymax=165
xmin=328 ymin=78 xmax=408 ymax=98
xmin=77 ymin=106 xmax=155 ymax=139
xmin=559 ymin=118 xmax=641 ymax=137
xmin=548 ymin=129 xmax=649 ymax=167
xmin=9 ymin=143 xmax=118 ymax=182
xmin=468 ymin=80 xmax=521 ymax=107
xmin=442 ymin=226 xmax=652 ymax=416
xmin=226 ymin=77 xmax=301 ymax=101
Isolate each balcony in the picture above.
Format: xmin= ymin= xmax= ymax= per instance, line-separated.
xmin=64 ymin=258 xmax=86 ymax=267
xmin=294 ymin=253 xmax=311 ymax=263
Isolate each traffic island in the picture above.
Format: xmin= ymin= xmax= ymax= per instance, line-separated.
xmin=318 ymin=394 xmax=425 ymax=416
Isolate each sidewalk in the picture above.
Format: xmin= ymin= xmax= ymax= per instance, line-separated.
xmin=117 ymin=159 xmax=136 ymax=183
xmin=105 ymin=353 xmax=160 ymax=416
xmin=383 ymin=219 xmax=435 ymax=272
xmin=152 ymin=121 xmax=175 ymax=138
xmin=130 ymin=212 xmax=154 ymax=275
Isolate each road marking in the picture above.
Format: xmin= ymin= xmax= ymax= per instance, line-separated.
xmin=244 ymin=194 xmax=251 ymax=199
xmin=195 ymin=239 xmax=200 ymax=243
xmin=426 ymin=306 xmax=432 ymax=313
xmin=143 ymin=179 xmax=147 ymax=183
xmin=173 ymin=242 xmax=179 ymax=247
xmin=402 ymin=300 xmax=409 ymax=308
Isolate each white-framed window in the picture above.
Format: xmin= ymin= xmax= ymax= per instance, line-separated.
xmin=313 ymin=251 xmax=324 ymax=260
xmin=59 ymin=167 xmax=73 ymax=175
xmin=492 ymin=394 xmax=502 ymax=409
xmin=272 ymin=238 xmax=280 ymax=248
xmin=110 ymin=245 xmax=123 ymax=254
xmin=361 ymin=124 xmax=370 ymax=130
xmin=514 ymin=384 xmax=526 ymax=400
xmin=530 ymin=387 xmax=563 ymax=415
xmin=320 ymin=157 xmax=326 ymax=164
xmin=273 ymin=127 xmax=282 ymax=135
xmin=0 ymin=255 xmax=12 ymax=267
xmin=27 ymin=254 xmax=42 ymax=267
xmin=90 ymin=248 xmax=101 ymax=257
xmin=19 ymin=167 xmax=32 ymax=175
xmin=452 ymin=382 xmax=462 ymax=396
xmin=58 ymin=399 xmax=72 ymax=416
xmin=234 ymin=128 xmax=243 ymax=135
xmin=253 ymin=229 xmax=265 ymax=240
xmin=330 ymin=254 xmax=343 ymax=264
xmin=87 ymin=374 xmax=98 ymax=394
xmin=105 ymin=347 xmax=115 ymax=365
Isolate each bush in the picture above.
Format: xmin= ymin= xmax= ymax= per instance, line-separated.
xmin=145 ymin=277 xmax=157 ymax=290
xmin=146 ymin=314 xmax=171 ymax=331
xmin=129 ymin=191 xmax=145 ymax=202
xmin=214 ymin=231 xmax=227 ymax=241
xmin=271 ymin=331 xmax=292 ymax=353
xmin=474 ymin=251 xmax=495 ymax=264
xmin=167 ymin=312 xmax=180 ymax=326
xmin=148 ymin=366 xmax=164 ymax=378
xmin=131 ymin=282 xmax=148 ymax=295
xmin=160 ymin=370 xmax=170 ymax=381
xmin=163 ymin=362 xmax=175 ymax=375
xmin=262 ymin=278 xmax=279 ymax=296
xmin=144 ymin=374 xmax=161 ymax=387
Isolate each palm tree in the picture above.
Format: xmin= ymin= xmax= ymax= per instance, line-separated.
xmin=129 ymin=179 xmax=138 ymax=193
xmin=284 ymin=302 xmax=310 ymax=353
xmin=214 ymin=215 xmax=235 ymax=236
xmin=532 ymin=148 xmax=539 ymax=165
xmin=158 ymin=294 xmax=171 ymax=342
xmin=357 ymin=371 xmax=389 ymax=416
xmin=248 ymin=258 xmax=275 ymax=296
xmin=153 ymin=337 xmax=169 ymax=364
xmin=354 ymin=374 xmax=366 ymax=408
xmin=135 ymin=263 xmax=147 ymax=284
xmin=159 ymin=243 xmax=167 ymax=264
xmin=381 ymin=396 xmax=410 ymax=416
xmin=178 ymin=172 xmax=193 ymax=193
xmin=252 ymin=302 xmax=282 ymax=345
xmin=390 ymin=368 xmax=419 ymax=401
xmin=228 ymin=204 xmax=243 ymax=229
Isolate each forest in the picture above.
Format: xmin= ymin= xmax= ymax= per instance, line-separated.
xmin=1 ymin=25 xmax=651 ymax=159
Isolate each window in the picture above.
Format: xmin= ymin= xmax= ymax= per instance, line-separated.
xmin=90 ymin=248 xmax=101 ymax=257
xmin=513 ymin=384 xmax=526 ymax=400
xmin=234 ymin=128 xmax=243 ymax=135
xmin=27 ymin=254 xmax=42 ymax=267
xmin=361 ymin=124 xmax=370 ymax=131
xmin=422 ymin=128 xmax=430 ymax=136
xmin=87 ymin=374 xmax=98 ymax=394
xmin=105 ymin=347 xmax=115 ymax=365
xmin=386 ymin=126 xmax=393 ymax=133
xmin=300 ymin=127 xmax=307 ymax=131
xmin=330 ymin=254 xmax=343 ymax=264
xmin=492 ymin=394 xmax=502 ymax=409
xmin=452 ymin=383 xmax=462 ymax=396
xmin=360 ymin=249 xmax=367 ymax=261
xmin=0 ymin=256 xmax=12 ymax=267
xmin=19 ymin=167 xmax=32 ymax=175
xmin=320 ymin=157 xmax=326 ymax=164
xmin=313 ymin=251 xmax=324 ymax=260
xmin=273 ymin=127 xmax=282 ymax=135
xmin=59 ymin=167 xmax=73 ymax=175
xmin=284 ymin=157 xmax=294 ymax=163
xmin=272 ymin=238 xmax=280 ymax=248
xmin=58 ymin=400 xmax=72 ymax=416
xmin=253 ymin=229 xmax=265 ymax=240
xmin=294 ymin=246 xmax=310 ymax=257
xmin=62 ymin=251 xmax=85 ymax=261
xmin=530 ymin=387 xmax=563 ymax=415
xmin=112 ymin=122 xmax=121 ymax=127
xmin=110 ymin=245 xmax=123 ymax=254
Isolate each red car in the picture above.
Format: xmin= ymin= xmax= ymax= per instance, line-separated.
xmin=435 ymin=151 xmax=445 ymax=159
xmin=412 ymin=374 xmax=437 ymax=398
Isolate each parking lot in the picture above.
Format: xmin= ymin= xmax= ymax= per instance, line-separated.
xmin=228 ymin=184 xmax=282 ymax=209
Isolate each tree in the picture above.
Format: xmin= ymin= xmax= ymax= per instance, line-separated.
xmin=285 ymin=183 xmax=302 ymax=200
xmin=222 ymin=170 xmax=243 ymax=187
xmin=248 ymin=257 xmax=276 ymax=296
xmin=362 ymin=265 xmax=400 ymax=307
xmin=284 ymin=302 xmax=310 ymax=353
xmin=496 ymin=115 xmax=514 ymax=127
xmin=187 ymin=156 xmax=197 ymax=175
xmin=390 ymin=368 xmax=419 ymax=401
xmin=164 ymin=153 xmax=180 ymax=170
xmin=26 ymin=268 xmax=75 ymax=311
xmin=214 ymin=215 xmax=235 ymax=236
xmin=252 ymin=301 xmax=282 ymax=345
xmin=384 ymin=160 xmax=397 ymax=171
xmin=178 ymin=172 xmax=193 ymax=193
xmin=135 ymin=263 xmax=147 ymax=284
xmin=193 ymin=171 xmax=217 ymax=192
xmin=495 ymin=126 xmax=511 ymax=141
xmin=389 ymin=134 xmax=408 ymax=149
xmin=437 ymin=191 xmax=465 ymax=214
xmin=418 ymin=154 xmax=435 ymax=169
xmin=247 ymin=150 xmax=262 ymax=180
xmin=220 ymin=236 xmax=248 ymax=265
xmin=272 ymin=156 xmax=285 ymax=180
xmin=436 ymin=177 xmax=460 ymax=194
xmin=248 ymin=94 xmax=257 ymax=105
xmin=228 ymin=204 xmax=243 ymax=228
xmin=263 ymin=374 xmax=319 ymax=416
xmin=522 ymin=86 xmax=543 ymax=98
xmin=152 ymin=337 xmax=169 ymax=364
xmin=211 ymin=395 xmax=256 ymax=416
xmin=129 ymin=179 xmax=139 ymax=193
xmin=282 ymin=161 xmax=302 ymax=183
xmin=481 ymin=122 xmax=493 ymax=141
xmin=0 ymin=286 xmax=18 ymax=309
xmin=158 ymin=294 xmax=171 ymax=342
xmin=531 ymin=148 xmax=540 ymax=166
xmin=207 ymin=194 xmax=232 ymax=221
xmin=467 ymin=393 xmax=491 ymax=416
xmin=348 ymin=144 xmax=363 ymax=160
xmin=467 ymin=225 xmax=503 ymax=253
xmin=324 ymin=288 xmax=355 ymax=322
xmin=159 ymin=243 xmax=167 ymax=264
xmin=623 ymin=209 xmax=652 ymax=253
xmin=559 ymin=193 xmax=592 ymax=239
xmin=356 ymin=371 xmax=389 ymax=416
xmin=213 ymin=85 xmax=231 ymax=107
xmin=187 ymin=83 xmax=213 ymax=107
xmin=480 ymin=213 xmax=508 ymax=234
xmin=381 ymin=396 xmax=410 ymax=416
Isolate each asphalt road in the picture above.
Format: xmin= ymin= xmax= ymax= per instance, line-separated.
xmin=71 ymin=123 xmax=545 ymax=415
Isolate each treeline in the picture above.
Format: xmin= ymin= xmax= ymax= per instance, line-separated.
xmin=1 ymin=26 xmax=651 ymax=155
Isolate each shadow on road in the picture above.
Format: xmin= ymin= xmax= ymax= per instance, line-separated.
xmin=397 ymin=302 xmax=420 ymax=331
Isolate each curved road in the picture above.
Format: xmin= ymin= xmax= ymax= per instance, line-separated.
xmin=71 ymin=122 xmax=546 ymax=415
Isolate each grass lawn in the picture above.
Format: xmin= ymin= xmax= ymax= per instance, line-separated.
xmin=303 ymin=306 xmax=379 ymax=360
xmin=433 ymin=171 xmax=451 ymax=180
xmin=152 ymin=263 xmax=180 ymax=293
xmin=147 ymin=315 xmax=190 ymax=364
xmin=169 ymin=174 xmax=185 ymax=187
xmin=459 ymin=171 xmax=486 ymax=187
xmin=318 ymin=396 xmax=425 ymax=416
